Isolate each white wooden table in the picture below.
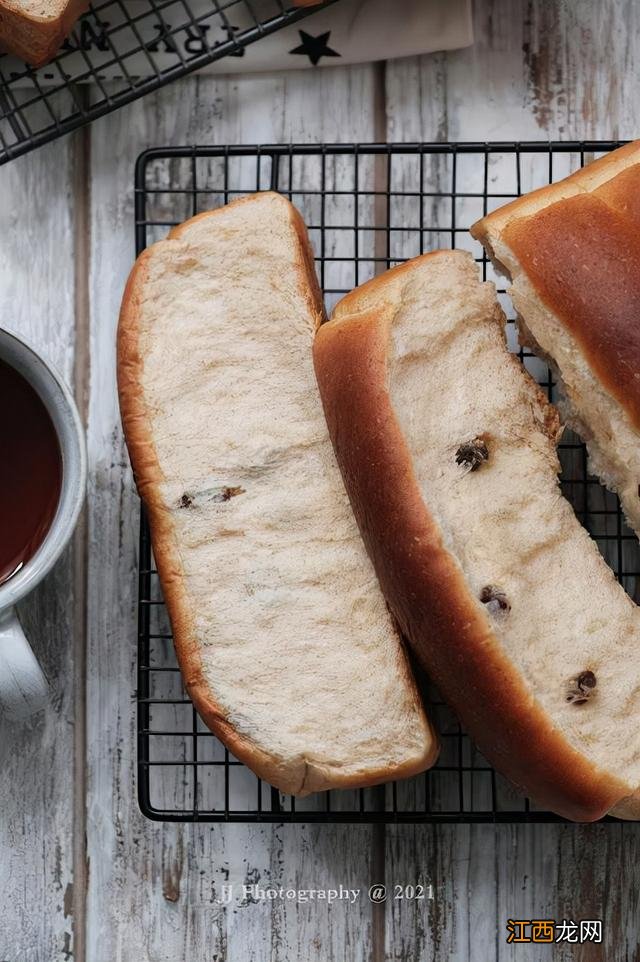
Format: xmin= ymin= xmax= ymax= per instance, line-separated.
xmin=2 ymin=1 xmax=640 ymax=959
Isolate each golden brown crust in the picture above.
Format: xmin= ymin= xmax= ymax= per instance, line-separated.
xmin=314 ymin=253 xmax=631 ymax=821
xmin=118 ymin=193 xmax=437 ymax=796
xmin=471 ymin=141 xmax=640 ymax=239
xmin=0 ymin=0 xmax=89 ymax=66
xmin=471 ymin=141 xmax=640 ymax=433
xmin=501 ymin=195 xmax=640 ymax=432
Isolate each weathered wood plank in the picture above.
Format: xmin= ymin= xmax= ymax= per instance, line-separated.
xmin=384 ymin=1 xmax=640 ymax=960
xmin=0 ymin=138 xmax=78 ymax=962
xmin=386 ymin=0 xmax=640 ymax=142
xmin=85 ymin=65 xmax=381 ymax=962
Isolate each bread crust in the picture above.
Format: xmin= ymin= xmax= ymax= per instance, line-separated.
xmin=471 ymin=141 xmax=640 ymax=433
xmin=471 ymin=141 xmax=640 ymax=238
xmin=313 ymin=251 xmax=632 ymax=821
xmin=0 ymin=0 xmax=89 ymax=66
xmin=118 ymin=193 xmax=437 ymax=796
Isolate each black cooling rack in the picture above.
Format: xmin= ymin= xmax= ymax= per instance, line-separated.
xmin=0 ymin=0 xmax=337 ymax=165
xmin=135 ymin=141 xmax=633 ymax=823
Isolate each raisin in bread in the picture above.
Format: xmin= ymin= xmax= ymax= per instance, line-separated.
xmin=314 ymin=249 xmax=640 ymax=820
xmin=471 ymin=141 xmax=640 ymax=540
xmin=117 ymin=192 xmax=437 ymax=797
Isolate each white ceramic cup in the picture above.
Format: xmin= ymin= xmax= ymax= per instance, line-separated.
xmin=0 ymin=329 xmax=86 ymax=721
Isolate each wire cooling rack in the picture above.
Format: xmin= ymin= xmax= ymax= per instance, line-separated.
xmin=135 ymin=141 xmax=632 ymax=823
xmin=0 ymin=0 xmax=337 ymax=165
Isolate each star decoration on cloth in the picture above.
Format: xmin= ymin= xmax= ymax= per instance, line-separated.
xmin=289 ymin=30 xmax=341 ymax=66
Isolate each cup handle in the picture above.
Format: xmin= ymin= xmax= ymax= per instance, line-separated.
xmin=0 ymin=607 xmax=48 ymax=720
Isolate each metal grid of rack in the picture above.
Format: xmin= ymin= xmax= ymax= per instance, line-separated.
xmin=135 ymin=141 xmax=632 ymax=822
xmin=0 ymin=0 xmax=337 ymax=165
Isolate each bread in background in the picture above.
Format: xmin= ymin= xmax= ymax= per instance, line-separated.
xmin=0 ymin=0 xmax=88 ymax=65
xmin=472 ymin=141 xmax=640 ymax=541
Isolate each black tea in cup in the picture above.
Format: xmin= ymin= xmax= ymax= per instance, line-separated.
xmin=0 ymin=359 xmax=62 ymax=585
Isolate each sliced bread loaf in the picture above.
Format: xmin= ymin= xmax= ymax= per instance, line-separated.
xmin=314 ymin=249 xmax=640 ymax=820
xmin=471 ymin=141 xmax=640 ymax=539
xmin=0 ymin=0 xmax=88 ymax=65
xmin=117 ymin=192 xmax=437 ymax=797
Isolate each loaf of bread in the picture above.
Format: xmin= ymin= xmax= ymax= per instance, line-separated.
xmin=0 ymin=0 xmax=88 ymax=65
xmin=471 ymin=142 xmax=640 ymax=539
xmin=314 ymin=249 xmax=640 ymax=820
xmin=117 ymin=192 xmax=436 ymax=797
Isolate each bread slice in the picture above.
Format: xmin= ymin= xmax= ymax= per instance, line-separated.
xmin=314 ymin=249 xmax=640 ymax=821
xmin=117 ymin=192 xmax=436 ymax=797
xmin=471 ymin=141 xmax=640 ymax=539
xmin=0 ymin=0 xmax=88 ymax=65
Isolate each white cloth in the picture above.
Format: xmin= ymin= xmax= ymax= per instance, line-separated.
xmin=200 ymin=0 xmax=474 ymax=73
xmin=4 ymin=0 xmax=473 ymax=84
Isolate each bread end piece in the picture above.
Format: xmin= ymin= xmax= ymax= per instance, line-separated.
xmin=0 ymin=0 xmax=89 ymax=65
xmin=471 ymin=141 xmax=640 ymax=537
xmin=471 ymin=141 xmax=640 ymax=250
